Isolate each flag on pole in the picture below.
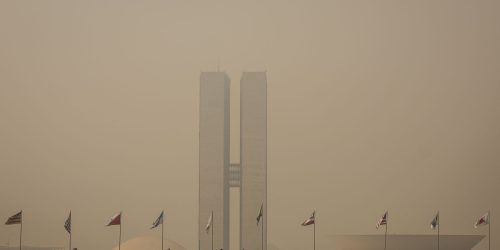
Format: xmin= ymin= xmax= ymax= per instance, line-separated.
xmin=430 ymin=212 xmax=439 ymax=229
xmin=301 ymin=211 xmax=315 ymax=226
xmin=205 ymin=214 xmax=212 ymax=233
xmin=151 ymin=211 xmax=164 ymax=229
xmin=257 ymin=204 xmax=263 ymax=225
xmin=5 ymin=211 xmax=22 ymax=225
xmin=65 ymin=212 xmax=72 ymax=234
xmin=376 ymin=211 xmax=388 ymax=229
xmin=107 ymin=212 xmax=121 ymax=226
xmin=475 ymin=212 xmax=490 ymax=228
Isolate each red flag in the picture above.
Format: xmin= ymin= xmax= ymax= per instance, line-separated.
xmin=474 ymin=212 xmax=489 ymax=228
xmin=107 ymin=212 xmax=121 ymax=226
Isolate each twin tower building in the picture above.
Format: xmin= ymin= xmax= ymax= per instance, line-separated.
xmin=199 ymin=72 xmax=267 ymax=250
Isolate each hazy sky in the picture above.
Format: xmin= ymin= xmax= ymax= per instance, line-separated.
xmin=1 ymin=1 xmax=499 ymax=250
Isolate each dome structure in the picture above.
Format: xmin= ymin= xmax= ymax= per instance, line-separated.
xmin=267 ymin=243 xmax=280 ymax=250
xmin=331 ymin=234 xmax=485 ymax=250
xmin=112 ymin=233 xmax=186 ymax=250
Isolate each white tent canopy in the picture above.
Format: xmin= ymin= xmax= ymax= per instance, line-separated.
xmin=112 ymin=233 xmax=186 ymax=250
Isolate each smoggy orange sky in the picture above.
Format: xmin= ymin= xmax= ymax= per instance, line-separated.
xmin=0 ymin=1 xmax=499 ymax=250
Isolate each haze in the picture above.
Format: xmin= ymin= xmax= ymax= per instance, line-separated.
xmin=0 ymin=1 xmax=499 ymax=250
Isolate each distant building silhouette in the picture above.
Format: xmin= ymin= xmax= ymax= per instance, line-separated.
xmin=199 ymin=72 xmax=267 ymax=250
xmin=199 ymin=72 xmax=231 ymax=250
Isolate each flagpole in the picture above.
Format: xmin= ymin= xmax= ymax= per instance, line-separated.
xmin=489 ymin=210 xmax=491 ymax=250
xmin=437 ymin=212 xmax=440 ymax=250
xmin=19 ymin=211 xmax=22 ymax=250
xmin=313 ymin=218 xmax=316 ymax=250
xmin=69 ymin=227 xmax=72 ymax=250
xmin=119 ymin=213 xmax=122 ymax=250
xmin=262 ymin=211 xmax=264 ymax=250
xmin=211 ymin=211 xmax=214 ymax=250
xmin=384 ymin=221 xmax=387 ymax=250
xmin=69 ymin=211 xmax=72 ymax=250
xmin=70 ymin=229 xmax=72 ymax=250
xmin=162 ymin=211 xmax=165 ymax=250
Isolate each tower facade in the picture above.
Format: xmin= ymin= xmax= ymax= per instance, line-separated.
xmin=240 ymin=72 xmax=267 ymax=250
xmin=199 ymin=71 xmax=267 ymax=250
xmin=199 ymin=72 xmax=230 ymax=250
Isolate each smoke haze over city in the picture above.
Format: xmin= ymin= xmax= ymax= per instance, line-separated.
xmin=0 ymin=1 xmax=499 ymax=250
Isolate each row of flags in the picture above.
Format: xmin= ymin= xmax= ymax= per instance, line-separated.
xmin=4 ymin=210 xmax=165 ymax=229
xmin=4 ymin=210 xmax=166 ymax=250
xmin=204 ymin=204 xmax=269 ymax=234
xmin=2 ymin=209 xmax=490 ymax=250
xmin=204 ymin=205 xmax=268 ymax=250
xmin=208 ymin=205 xmax=316 ymax=232
xmin=373 ymin=211 xmax=490 ymax=229
xmin=6 ymin=209 xmax=487 ymax=232
xmin=3 ymin=209 xmax=489 ymax=231
xmin=204 ymin=204 xmax=267 ymax=235
xmin=374 ymin=211 xmax=492 ymax=250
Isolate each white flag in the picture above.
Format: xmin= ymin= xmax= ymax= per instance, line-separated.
xmin=205 ymin=214 xmax=212 ymax=233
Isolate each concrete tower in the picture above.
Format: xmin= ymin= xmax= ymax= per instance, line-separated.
xmin=199 ymin=71 xmax=267 ymax=250
xmin=199 ymin=72 xmax=230 ymax=250
xmin=240 ymin=72 xmax=267 ymax=250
